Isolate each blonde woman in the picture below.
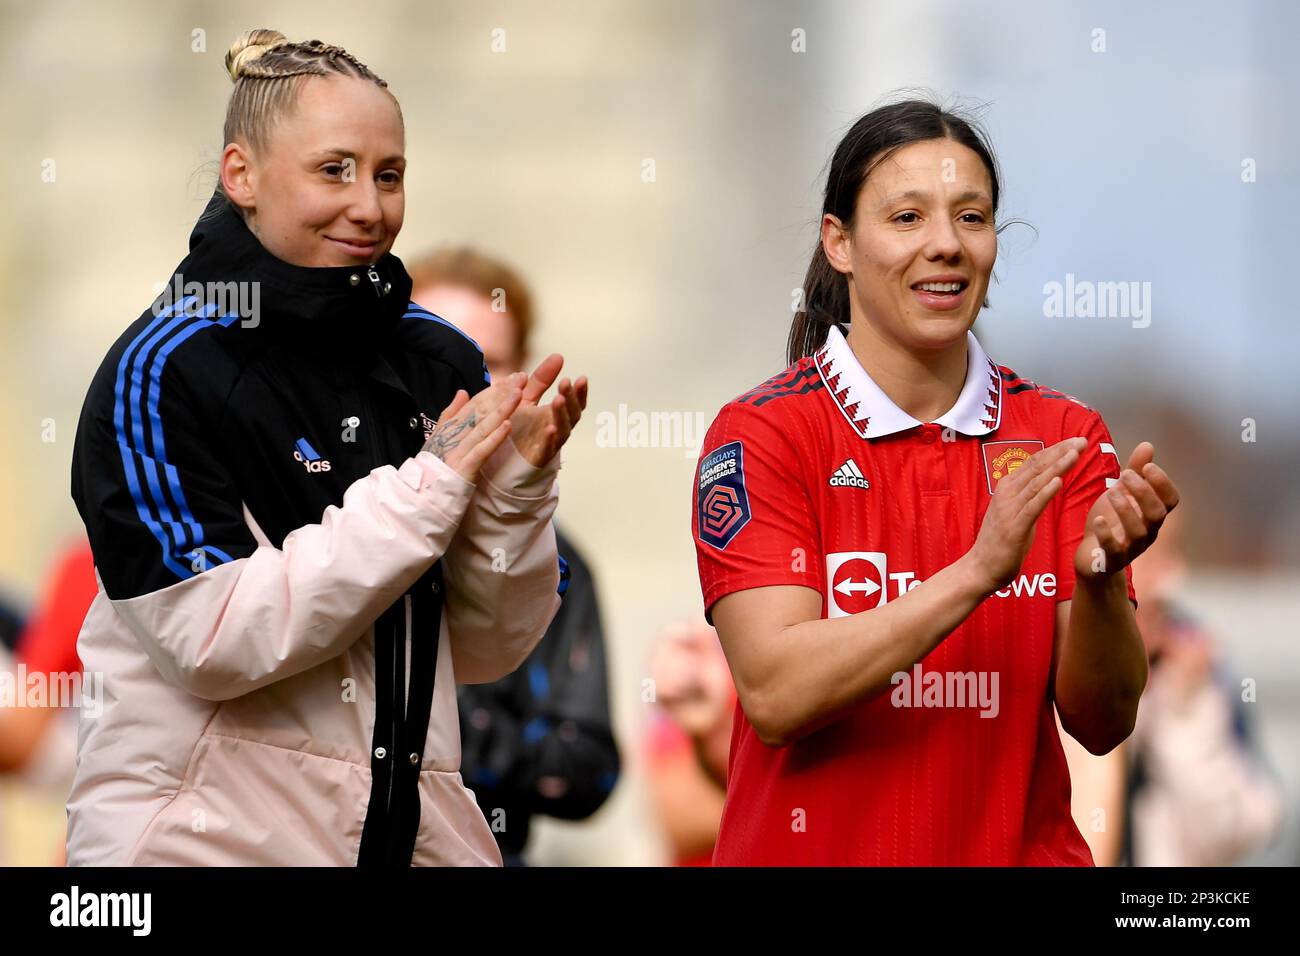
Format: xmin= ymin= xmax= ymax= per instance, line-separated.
xmin=67 ymin=30 xmax=587 ymax=866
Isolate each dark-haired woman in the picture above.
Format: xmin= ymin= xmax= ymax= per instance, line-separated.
xmin=691 ymin=100 xmax=1179 ymax=866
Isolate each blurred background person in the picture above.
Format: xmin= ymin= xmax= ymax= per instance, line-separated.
xmin=644 ymin=617 xmax=734 ymax=866
xmin=1059 ymin=506 xmax=1287 ymax=867
xmin=1120 ymin=508 xmax=1285 ymax=866
xmin=409 ymin=248 xmax=620 ymax=866
xmin=0 ymin=536 xmax=96 ymax=865
xmin=0 ymin=537 xmax=91 ymax=775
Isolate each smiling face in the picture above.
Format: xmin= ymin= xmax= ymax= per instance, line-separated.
xmin=220 ymin=75 xmax=406 ymax=268
xmin=822 ymin=137 xmax=997 ymax=352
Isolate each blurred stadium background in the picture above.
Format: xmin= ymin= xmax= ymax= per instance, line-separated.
xmin=0 ymin=0 xmax=1295 ymax=865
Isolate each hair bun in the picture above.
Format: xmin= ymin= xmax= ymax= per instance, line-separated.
xmin=224 ymin=29 xmax=291 ymax=83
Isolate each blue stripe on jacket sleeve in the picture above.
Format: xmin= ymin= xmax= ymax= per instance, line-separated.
xmin=557 ymin=553 xmax=570 ymax=597
xmin=403 ymin=304 xmax=490 ymax=385
xmin=112 ymin=297 xmax=242 ymax=583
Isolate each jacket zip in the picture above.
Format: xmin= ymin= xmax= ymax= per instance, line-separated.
xmin=355 ymin=355 xmax=440 ymax=867
xmin=366 ymin=381 xmax=403 ymax=827
xmin=368 ymin=381 xmax=405 ymax=828
xmin=348 ymin=315 xmax=449 ymax=867
xmin=366 ymin=274 xmax=400 ymax=837
xmin=386 ymin=605 xmax=400 ymax=815
xmin=356 ymin=371 xmax=399 ymax=865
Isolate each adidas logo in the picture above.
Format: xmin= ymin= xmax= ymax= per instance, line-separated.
xmin=828 ymin=458 xmax=869 ymax=489
xmin=292 ymin=437 xmax=332 ymax=473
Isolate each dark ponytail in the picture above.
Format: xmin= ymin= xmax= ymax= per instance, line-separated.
xmin=788 ymin=95 xmax=1006 ymax=366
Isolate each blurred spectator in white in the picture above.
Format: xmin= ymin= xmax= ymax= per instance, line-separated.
xmin=1121 ymin=508 xmax=1285 ymax=865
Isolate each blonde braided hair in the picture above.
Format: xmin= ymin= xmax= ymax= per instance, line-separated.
xmin=221 ymin=29 xmax=400 ymax=157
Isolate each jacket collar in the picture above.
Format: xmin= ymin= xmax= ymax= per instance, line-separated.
xmin=813 ymin=324 xmax=1003 ymax=439
xmin=170 ymin=189 xmax=413 ymax=354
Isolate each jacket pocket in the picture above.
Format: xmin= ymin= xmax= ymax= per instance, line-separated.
xmin=129 ymin=733 xmax=370 ymax=866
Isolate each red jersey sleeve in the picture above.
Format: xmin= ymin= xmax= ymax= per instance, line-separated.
xmin=692 ymin=402 xmax=821 ymax=624
xmin=1054 ymin=409 xmax=1138 ymax=606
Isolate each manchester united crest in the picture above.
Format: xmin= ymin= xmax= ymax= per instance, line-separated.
xmin=981 ymin=440 xmax=1045 ymax=495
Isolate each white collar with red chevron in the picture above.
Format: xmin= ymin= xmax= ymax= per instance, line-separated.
xmin=813 ymin=324 xmax=1003 ymax=439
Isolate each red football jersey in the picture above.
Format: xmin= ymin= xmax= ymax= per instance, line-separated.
xmin=692 ymin=325 xmax=1136 ymax=866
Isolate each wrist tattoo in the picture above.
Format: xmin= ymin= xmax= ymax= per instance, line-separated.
xmin=423 ymin=412 xmax=476 ymax=460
